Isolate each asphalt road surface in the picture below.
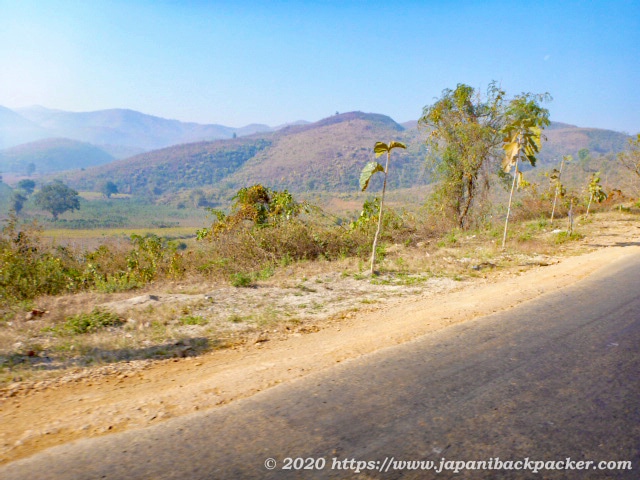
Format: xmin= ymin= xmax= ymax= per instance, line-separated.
xmin=3 ymin=253 xmax=639 ymax=479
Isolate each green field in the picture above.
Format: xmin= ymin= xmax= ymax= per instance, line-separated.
xmin=1 ymin=192 xmax=209 ymax=229
xmin=42 ymin=226 xmax=198 ymax=241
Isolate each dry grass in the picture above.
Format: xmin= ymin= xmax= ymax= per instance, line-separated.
xmin=2 ymin=208 xmax=636 ymax=388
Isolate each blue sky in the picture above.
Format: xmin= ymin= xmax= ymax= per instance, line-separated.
xmin=1 ymin=0 xmax=638 ymax=133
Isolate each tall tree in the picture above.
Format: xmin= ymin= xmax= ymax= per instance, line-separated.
xmin=360 ymin=140 xmax=406 ymax=275
xmin=34 ymin=180 xmax=80 ymax=220
xmin=550 ymin=155 xmax=571 ymax=222
xmin=16 ymin=179 xmax=36 ymax=196
xmin=585 ymin=172 xmax=606 ymax=216
xmin=500 ymin=93 xmax=551 ymax=248
xmin=419 ymin=83 xmax=505 ymax=229
xmin=10 ymin=192 xmax=27 ymax=214
xmin=99 ymin=180 xmax=119 ymax=198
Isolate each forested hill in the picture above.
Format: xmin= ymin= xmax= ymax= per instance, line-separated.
xmin=540 ymin=123 xmax=630 ymax=162
xmin=64 ymin=112 xmax=428 ymax=195
xmin=65 ymin=136 xmax=275 ymax=195
xmin=62 ymin=112 xmax=631 ymax=197
xmin=221 ymin=112 xmax=426 ymax=193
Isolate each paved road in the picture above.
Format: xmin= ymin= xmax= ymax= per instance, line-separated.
xmin=3 ymin=253 xmax=639 ymax=479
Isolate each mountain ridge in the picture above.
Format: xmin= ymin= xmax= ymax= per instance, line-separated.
xmin=2 ymin=106 xmax=632 ymax=201
xmin=0 ymin=106 xmax=277 ymax=152
xmin=60 ymin=111 xmax=631 ymax=200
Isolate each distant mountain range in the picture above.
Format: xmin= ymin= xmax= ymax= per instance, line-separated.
xmin=58 ymin=111 xmax=631 ymax=199
xmin=13 ymin=106 xmax=277 ymax=148
xmin=61 ymin=112 xmax=422 ymax=197
xmin=0 ymin=105 xmax=632 ymax=200
xmin=0 ymin=106 xmax=50 ymax=149
xmin=0 ymin=105 xmax=309 ymax=168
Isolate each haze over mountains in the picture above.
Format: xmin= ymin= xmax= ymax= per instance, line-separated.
xmin=0 ymin=105 xmax=632 ymax=199
xmin=0 ymin=106 xmax=282 ymax=151
xmin=0 ymin=105 xmax=297 ymax=174
xmin=0 ymin=105 xmax=313 ymax=177
xmin=0 ymin=138 xmax=116 ymax=174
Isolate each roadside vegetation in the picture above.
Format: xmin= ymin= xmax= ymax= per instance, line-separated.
xmin=1 ymin=192 xmax=636 ymax=388
xmin=1 ymin=83 xmax=639 ymax=387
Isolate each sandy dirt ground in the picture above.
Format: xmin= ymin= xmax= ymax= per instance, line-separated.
xmin=1 ymin=215 xmax=639 ymax=465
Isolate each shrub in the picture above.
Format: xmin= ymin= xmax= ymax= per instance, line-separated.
xmin=179 ymin=315 xmax=207 ymax=326
xmin=196 ymin=186 xmax=382 ymax=283
xmin=58 ymin=309 xmax=124 ymax=335
xmin=554 ymin=231 xmax=584 ymax=244
xmin=0 ymin=217 xmax=82 ymax=305
xmin=80 ymin=234 xmax=185 ymax=292
xmin=231 ymin=272 xmax=254 ymax=288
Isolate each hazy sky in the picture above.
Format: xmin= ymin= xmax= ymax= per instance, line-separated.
xmin=1 ymin=0 xmax=638 ymax=133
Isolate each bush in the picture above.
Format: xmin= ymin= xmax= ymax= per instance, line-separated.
xmin=231 ymin=272 xmax=253 ymax=288
xmin=179 ymin=315 xmax=207 ymax=326
xmin=0 ymin=215 xmax=193 ymax=309
xmin=80 ymin=234 xmax=185 ymax=292
xmin=195 ymin=187 xmax=426 ymax=285
xmin=0 ymin=186 xmax=422 ymax=305
xmin=195 ymin=186 xmax=374 ymax=283
xmin=0 ymin=217 xmax=82 ymax=305
xmin=58 ymin=309 xmax=124 ymax=335
xmin=554 ymin=231 xmax=584 ymax=244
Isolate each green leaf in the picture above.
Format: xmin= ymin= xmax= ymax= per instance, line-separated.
xmin=360 ymin=161 xmax=384 ymax=191
xmin=374 ymin=141 xmax=406 ymax=157
xmin=388 ymin=141 xmax=407 ymax=151
xmin=374 ymin=142 xmax=389 ymax=158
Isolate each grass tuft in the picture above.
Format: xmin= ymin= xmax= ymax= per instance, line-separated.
xmin=57 ymin=309 xmax=124 ymax=335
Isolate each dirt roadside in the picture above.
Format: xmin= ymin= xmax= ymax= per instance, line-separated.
xmin=1 ymin=215 xmax=639 ymax=465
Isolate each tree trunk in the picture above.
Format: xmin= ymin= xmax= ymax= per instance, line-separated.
xmin=501 ymin=160 xmax=519 ymax=250
xmin=550 ymin=156 xmax=566 ymax=223
xmin=568 ymin=199 xmax=574 ymax=235
xmin=550 ymin=186 xmax=560 ymax=222
xmin=370 ymin=151 xmax=390 ymax=275
xmin=458 ymin=176 xmax=475 ymax=229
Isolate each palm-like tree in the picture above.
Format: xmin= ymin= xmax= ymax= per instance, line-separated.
xmin=360 ymin=141 xmax=406 ymax=274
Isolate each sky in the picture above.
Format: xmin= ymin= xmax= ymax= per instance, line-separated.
xmin=1 ymin=0 xmax=638 ymax=133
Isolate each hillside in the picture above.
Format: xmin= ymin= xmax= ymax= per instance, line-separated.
xmin=64 ymin=112 xmax=429 ymax=196
xmin=0 ymin=138 xmax=115 ymax=175
xmin=65 ymin=136 xmax=273 ymax=195
xmin=538 ymin=124 xmax=630 ymax=164
xmin=225 ymin=112 xmax=427 ymax=192
xmin=58 ymin=113 xmax=632 ymax=201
